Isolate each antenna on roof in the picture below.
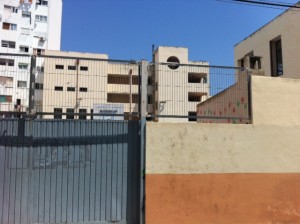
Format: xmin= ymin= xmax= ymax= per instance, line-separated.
xmin=152 ymin=44 xmax=155 ymax=63
xmin=19 ymin=0 xmax=32 ymax=12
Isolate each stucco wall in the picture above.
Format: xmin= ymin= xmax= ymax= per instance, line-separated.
xmin=197 ymin=72 xmax=249 ymax=124
xmin=146 ymin=123 xmax=300 ymax=224
xmin=252 ymin=76 xmax=300 ymax=125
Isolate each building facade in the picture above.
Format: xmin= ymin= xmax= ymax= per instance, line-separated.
xmin=37 ymin=50 xmax=140 ymax=120
xmin=0 ymin=0 xmax=63 ymax=112
xmin=234 ymin=2 xmax=300 ymax=79
xmin=152 ymin=46 xmax=209 ymax=122
xmin=0 ymin=0 xmax=63 ymax=54
xmin=30 ymin=46 xmax=209 ymax=121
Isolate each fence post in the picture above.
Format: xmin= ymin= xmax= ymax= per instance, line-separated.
xmin=247 ymin=70 xmax=253 ymax=124
xmin=28 ymin=55 xmax=36 ymax=114
xmin=139 ymin=60 xmax=148 ymax=118
xmin=139 ymin=60 xmax=148 ymax=224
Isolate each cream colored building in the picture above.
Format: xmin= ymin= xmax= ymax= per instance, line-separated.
xmin=152 ymin=46 xmax=209 ymax=122
xmin=234 ymin=2 xmax=300 ymax=78
xmin=34 ymin=46 xmax=209 ymax=121
xmin=36 ymin=50 xmax=140 ymax=119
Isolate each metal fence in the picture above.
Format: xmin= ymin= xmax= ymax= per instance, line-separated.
xmin=0 ymin=118 xmax=143 ymax=224
xmin=0 ymin=53 xmax=251 ymax=123
xmin=0 ymin=54 xmax=31 ymax=113
xmin=147 ymin=62 xmax=251 ymax=123
xmin=0 ymin=53 xmax=141 ymax=120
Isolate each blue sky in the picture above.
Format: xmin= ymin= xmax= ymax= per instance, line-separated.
xmin=61 ymin=0 xmax=299 ymax=66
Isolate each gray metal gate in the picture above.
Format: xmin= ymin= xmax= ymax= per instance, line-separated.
xmin=0 ymin=118 xmax=142 ymax=224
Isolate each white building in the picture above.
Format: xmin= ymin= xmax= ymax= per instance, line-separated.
xmin=0 ymin=0 xmax=63 ymax=54
xmin=0 ymin=0 xmax=63 ymax=112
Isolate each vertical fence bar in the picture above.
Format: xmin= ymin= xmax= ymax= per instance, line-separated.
xmin=28 ymin=56 xmax=36 ymax=114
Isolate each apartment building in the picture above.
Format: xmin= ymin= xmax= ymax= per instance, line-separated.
xmin=31 ymin=46 xmax=209 ymax=121
xmin=1 ymin=0 xmax=63 ymax=54
xmin=152 ymin=46 xmax=209 ymax=122
xmin=235 ymin=2 xmax=300 ymax=78
xmin=36 ymin=50 xmax=140 ymax=120
xmin=0 ymin=0 xmax=63 ymax=113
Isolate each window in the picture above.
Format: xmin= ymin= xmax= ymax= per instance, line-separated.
xmin=79 ymin=87 xmax=87 ymax=92
xmin=35 ymin=83 xmax=43 ymax=89
xmin=68 ymin=65 xmax=76 ymax=70
xmin=11 ymin=24 xmax=17 ymax=30
xmin=36 ymin=66 xmax=44 ymax=72
xmin=2 ymin=23 xmax=17 ymax=31
xmin=90 ymin=109 xmax=93 ymax=120
xmin=0 ymin=95 xmax=12 ymax=103
xmin=107 ymin=74 xmax=139 ymax=85
xmin=18 ymin=63 xmax=29 ymax=70
xmin=238 ymin=58 xmax=245 ymax=68
xmin=270 ymin=37 xmax=283 ymax=77
xmin=34 ymin=48 xmax=45 ymax=55
xmin=19 ymin=46 xmax=29 ymax=53
xmin=167 ymin=56 xmax=180 ymax=70
xmin=55 ymin=65 xmax=64 ymax=70
xmin=0 ymin=77 xmax=13 ymax=87
xmin=188 ymin=92 xmax=206 ymax=102
xmin=0 ymin=59 xmax=14 ymax=66
xmin=17 ymin=81 xmax=27 ymax=88
xmin=37 ymin=0 xmax=48 ymax=6
xmin=188 ymin=111 xmax=197 ymax=122
xmin=2 ymin=40 xmax=16 ymax=48
xmin=16 ymin=99 xmax=21 ymax=106
xmin=80 ymin=66 xmax=88 ymax=71
xmin=148 ymin=76 xmax=153 ymax=85
xmin=66 ymin=108 xmax=74 ymax=119
xmin=54 ymin=86 xmax=63 ymax=91
xmin=54 ymin=108 xmax=62 ymax=119
xmin=79 ymin=109 xmax=87 ymax=120
xmin=4 ymin=5 xmax=18 ymax=13
xmin=22 ymin=11 xmax=31 ymax=19
xmin=250 ymin=56 xmax=262 ymax=69
xmin=148 ymin=95 xmax=153 ymax=104
xmin=35 ymin=15 xmax=47 ymax=22
xmin=188 ymin=73 xmax=207 ymax=83
xmin=107 ymin=93 xmax=139 ymax=103
xmin=67 ymin=87 xmax=75 ymax=92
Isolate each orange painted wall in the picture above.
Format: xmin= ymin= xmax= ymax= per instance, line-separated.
xmin=146 ymin=174 xmax=300 ymax=224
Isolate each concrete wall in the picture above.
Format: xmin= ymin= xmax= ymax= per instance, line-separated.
xmin=234 ymin=6 xmax=300 ymax=79
xmin=196 ymin=74 xmax=300 ymax=125
xmin=197 ymin=71 xmax=250 ymax=124
xmin=252 ymin=76 xmax=300 ymax=125
xmin=146 ymin=123 xmax=300 ymax=224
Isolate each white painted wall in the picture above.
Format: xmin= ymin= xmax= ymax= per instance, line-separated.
xmin=47 ymin=0 xmax=62 ymax=50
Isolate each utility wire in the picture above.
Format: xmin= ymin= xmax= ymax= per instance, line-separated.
xmin=216 ymin=0 xmax=295 ymax=10
xmin=228 ymin=0 xmax=300 ymax=8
